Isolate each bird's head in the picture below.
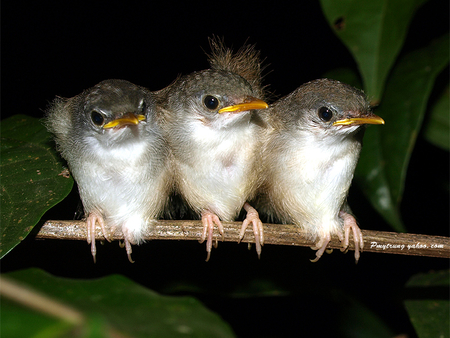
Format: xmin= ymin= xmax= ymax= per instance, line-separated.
xmin=282 ymin=79 xmax=384 ymax=140
xmin=72 ymin=79 xmax=156 ymax=146
xmin=165 ymin=70 xmax=268 ymax=129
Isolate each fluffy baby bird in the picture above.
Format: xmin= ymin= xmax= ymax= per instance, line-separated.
xmin=256 ymin=79 xmax=384 ymax=262
xmin=157 ymin=42 xmax=268 ymax=261
xmin=46 ymin=79 xmax=171 ymax=262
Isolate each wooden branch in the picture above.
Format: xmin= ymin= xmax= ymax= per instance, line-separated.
xmin=37 ymin=220 xmax=450 ymax=259
xmin=0 ymin=276 xmax=84 ymax=325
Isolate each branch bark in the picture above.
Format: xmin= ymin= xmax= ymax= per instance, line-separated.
xmin=37 ymin=220 xmax=450 ymax=259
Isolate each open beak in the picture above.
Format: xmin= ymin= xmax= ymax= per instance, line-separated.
xmin=333 ymin=114 xmax=385 ymax=126
xmin=218 ymin=97 xmax=268 ymax=114
xmin=103 ymin=112 xmax=146 ymax=129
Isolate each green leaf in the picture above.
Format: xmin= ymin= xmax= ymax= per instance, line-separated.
xmin=404 ymin=270 xmax=449 ymax=338
xmin=355 ymin=34 xmax=449 ymax=231
xmin=324 ymin=67 xmax=363 ymax=89
xmin=2 ymin=296 xmax=90 ymax=338
xmin=1 ymin=268 xmax=236 ymax=338
xmin=319 ymin=0 xmax=427 ymax=103
xmin=424 ymin=84 xmax=450 ymax=150
xmin=331 ymin=291 xmax=394 ymax=338
xmin=0 ymin=115 xmax=74 ymax=259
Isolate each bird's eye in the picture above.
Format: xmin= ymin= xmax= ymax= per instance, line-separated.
xmin=318 ymin=107 xmax=333 ymax=122
xmin=91 ymin=111 xmax=104 ymax=126
xmin=203 ymin=95 xmax=220 ymax=110
xmin=138 ymin=99 xmax=146 ymax=112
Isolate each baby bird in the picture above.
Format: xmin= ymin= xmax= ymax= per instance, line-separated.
xmin=46 ymin=79 xmax=171 ymax=262
xmin=256 ymin=79 xmax=384 ymax=262
xmin=156 ymin=42 xmax=268 ymax=260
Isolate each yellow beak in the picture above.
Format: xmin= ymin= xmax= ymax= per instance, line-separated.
xmin=103 ymin=113 xmax=146 ymax=129
xmin=218 ymin=97 xmax=268 ymax=114
xmin=333 ymin=115 xmax=385 ymax=126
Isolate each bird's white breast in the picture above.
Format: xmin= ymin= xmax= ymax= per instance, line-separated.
xmin=271 ymin=130 xmax=360 ymax=235
xmin=68 ymin=131 xmax=165 ymax=242
xmin=176 ymin=118 xmax=257 ymax=219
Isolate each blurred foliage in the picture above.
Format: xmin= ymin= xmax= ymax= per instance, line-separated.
xmin=320 ymin=0 xmax=449 ymax=231
xmin=320 ymin=0 xmax=428 ymax=104
xmin=404 ymin=269 xmax=450 ymax=338
xmin=358 ymin=35 xmax=447 ymax=231
xmin=424 ymin=84 xmax=450 ymax=150
xmin=0 ymin=115 xmax=74 ymax=258
xmin=1 ymin=268 xmax=235 ymax=338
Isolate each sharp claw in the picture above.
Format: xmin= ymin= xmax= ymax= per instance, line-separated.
xmin=87 ymin=223 xmax=92 ymax=245
xmin=241 ymin=203 xmax=264 ymax=258
xmin=213 ymin=238 xmax=219 ymax=249
xmin=310 ymin=233 xmax=331 ymax=262
xmin=200 ymin=217 xmax=208 ymax=244
xmin=91 ymin=240 xmax=96 ymax=264
xmin=120 ymin=227 xmax=136 ymax=263
xmin=206 ymin=220 xmax=213 ymax=256
xmin=339 ymin=210 xmax=364 ymax=263
xmin=201 ymin=211 xmax=223 ymax=262
xmin=86 ymin=213 xmax=104 ymax=263
xmin=238 ymin=219 xmax=249 ymax=244
xmin=252 ymin=221 xmax=261 ymax=258
xmin=124 ymin=239 xmax=134 ymax=263
xmin=99 ymin=219 xmax=111 ymax=243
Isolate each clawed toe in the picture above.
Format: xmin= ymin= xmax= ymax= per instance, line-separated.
xmin=201 ymin=211 xmax=224 ymax=261
xmin=239 ymin=203 xmax=264 ymax=258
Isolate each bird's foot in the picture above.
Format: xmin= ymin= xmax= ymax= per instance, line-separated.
xmin=200 ymin=211 xmax=224 ymax=262
xmin=86 ymin=212 xmax=109 ymax=263
xmin=239 ymin=202 xmax=264 ymax=258
xmin=338 ymin=211 xmax=364 ymax=263
xmin=310 ymin=232 xmax=332 ymax=262
xmin=118 ymin=238 xmax=135 ymax=263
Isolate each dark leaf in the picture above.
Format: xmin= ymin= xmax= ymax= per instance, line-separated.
xmin=424 ymin=84 xmax=450 ymax=150
xmin=0 ymin=115 xmax=74 ymax=258
xmin=404 ymin=269 xmax=449 ymax=338
xmin=355 ymin=34 xmax=449 ymax=231
xmin=320 ymin=0 xmax=428 ymax=103
xmin=1 ymin=268 xmax=236 ymax=338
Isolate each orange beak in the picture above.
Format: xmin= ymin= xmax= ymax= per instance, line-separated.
xmin=333 ymin=114 xmax=385 ymax=126
xmin=103 ymin=113 xmax=146 ymax=129
xmin=218 ymin=97 xmax=268 ymax=114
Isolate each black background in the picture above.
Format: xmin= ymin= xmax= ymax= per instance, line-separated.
xmin=2 ymin=1 xmax=449 ymax=337
xmin=2 ymin=2 xmax=447 ymax=118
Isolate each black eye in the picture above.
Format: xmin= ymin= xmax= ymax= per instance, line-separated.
xmin=138 ymin=99 xmax=146 ymax=112
xmin=318 ymin=107 xmax=333 ymax=122
xmin=91 ymin=111 xmax=104 ymax=126
xmin=203 ymin=95 xmax=220 ymax=110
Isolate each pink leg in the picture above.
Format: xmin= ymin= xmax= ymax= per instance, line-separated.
xmin=86 ymin=212 xmax=109 ymax=263
xmin=310 ymin=232 xmax=331 ymax=262
xmin=121 ymin=228 xmax=135 ymax=263
xmin=200 ymin=211 xmax=224 ymax=262
xmin=123 ymin=239 xmax=135 ymax=263
xmin=239 ymin=202 xmax=264 ymax=258
xmin=339 ymin=211 xmax=364 ymax=263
